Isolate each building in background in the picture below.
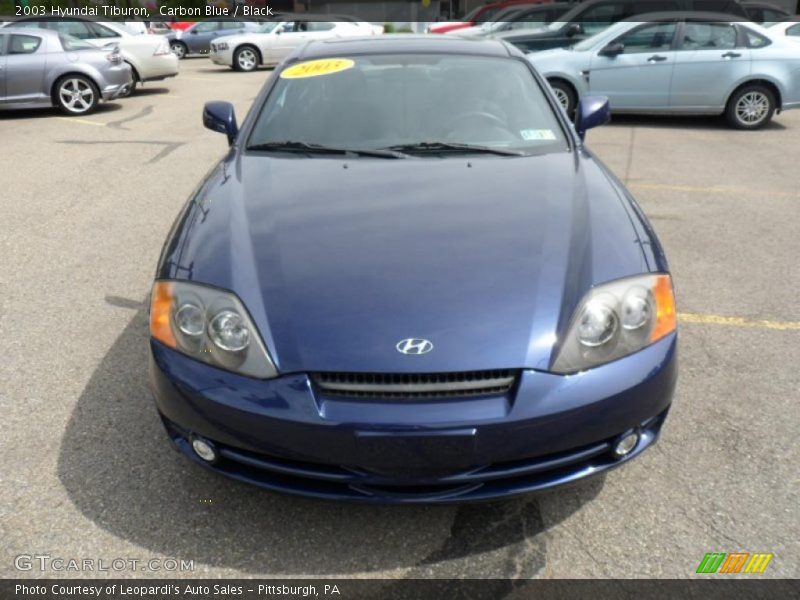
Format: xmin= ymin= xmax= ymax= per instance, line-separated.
xmin=289 ymin=0 xmax=442 ymax=21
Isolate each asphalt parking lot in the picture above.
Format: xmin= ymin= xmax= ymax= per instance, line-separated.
xmin=1 ymin=57 xmax=798 ymax=581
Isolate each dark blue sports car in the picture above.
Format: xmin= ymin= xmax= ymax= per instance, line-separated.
xmin=149 ymin=36 xmax=677 ymax=503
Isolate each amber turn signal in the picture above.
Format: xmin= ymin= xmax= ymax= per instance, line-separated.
xmin=150 ymin=281 xmax=177 ymax=349
xmin=651 ymin=274 xmax=677 ymax=343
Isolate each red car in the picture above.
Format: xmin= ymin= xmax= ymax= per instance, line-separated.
xmin=168 ymin=22 xmax=195 ymax=31
xmin=428 ymin=0 xmax=552 ymax=34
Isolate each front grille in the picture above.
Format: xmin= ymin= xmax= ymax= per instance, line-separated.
xmin=312 ymin=370 xmax=518 ymax=399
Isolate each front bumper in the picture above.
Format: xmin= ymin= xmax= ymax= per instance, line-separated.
xmin=150 ymin=333 xmax=677 ymax=503
xmin=209 ymin=47 xmax=234 ymax=67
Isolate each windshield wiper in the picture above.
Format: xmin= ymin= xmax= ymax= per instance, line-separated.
xmin=383 ymin=141 xmax=526 ymax=157
xmin=246 ymin=141 xmax=406 ymax=158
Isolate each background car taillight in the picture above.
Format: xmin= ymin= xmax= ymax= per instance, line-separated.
xmin=153 ymin=39 xmax=171 ymax=56
xmin=106 ymin=46 xmax=122 ymax=64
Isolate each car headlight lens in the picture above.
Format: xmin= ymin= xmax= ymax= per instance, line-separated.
xmin=209 ymin=310 xmax=250 ymax=352
xmin=175 ymin=302 xmax=205 ymax=337
xmin=620 ymin=286 xmax=653 ymax=331
xmin=150 ymin=281 xmax=277 ymax=378
xmin=552 ymin=274 xmax=676 ymax=374
xmin=215 ymin=42 xmax=229 ymax=50
xmin=577 ymin=297 xmax=617 ymax=347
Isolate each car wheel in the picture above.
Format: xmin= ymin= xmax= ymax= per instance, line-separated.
xmin=54 ymin=75 xmax=99 ymax=116
xmin=726 ymin=84 xmax=775 ymax=130
xmin=234 ymin=46 xmax=259 ymax=72
xmin=171 ymin=41 xmax=188 ymax=59
xmin=549 ymin=79 xmax=576 ymax=116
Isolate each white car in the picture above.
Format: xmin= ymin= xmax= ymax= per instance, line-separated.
xmin=769 ymin=19 xmax=800 ymax=43
xmin=529 ymin=15 xmax=800 ymax=129
xmin=4 ymin=19 xmax=178 ymax=94
xmin=209 ymin=19 xmax=377 ymax=72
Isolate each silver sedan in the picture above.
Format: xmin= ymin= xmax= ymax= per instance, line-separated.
xmin=0 ymin=27 xmax=132 ymax=115
xmin=530 ymin=13 xmax=800 ymax=129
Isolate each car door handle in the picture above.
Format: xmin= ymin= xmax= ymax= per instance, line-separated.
xmin=647 ymin=55 xmax=668 ymax=62
xmin=722 ymin=51 xmax=742 ymax=59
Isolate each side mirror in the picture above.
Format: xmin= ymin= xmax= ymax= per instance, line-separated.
xmin=599 ymin=42 xmax=624 ymax=57
xmin=566 ymin=23 xmax=583 ymax=37
xmin=203 ymin=101 xmax=238 ymax=146
xmin=574 ymin=95 xmax=610 ymax=141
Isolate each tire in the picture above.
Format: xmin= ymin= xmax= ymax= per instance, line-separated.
xmin=549 ymin=79 xmax=576 ymax=117
xmin=725 ymin=84 xmax=776 ymax=130
xmin=171 ymin=41 xmax=188 ymax=60
xmin=54 ymin=75 xmax=99 ymax=116
xmin=233 ymin=45 xmax=259 ymax=72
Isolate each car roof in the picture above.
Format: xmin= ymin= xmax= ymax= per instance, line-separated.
xmin=297 ymin=35 xmax=519 ymax=60
xmin=268 ymin=13 xmax=361 ymax=22
xmin=621 ymin=11 xmax=744 ymax=22
xmin=0 ymin=26 xmax=58 ymax=37
xmin=741 ymin=1 xmax=786 ymax=8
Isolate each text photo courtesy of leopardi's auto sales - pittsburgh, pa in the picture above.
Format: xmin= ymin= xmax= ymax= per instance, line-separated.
xmin=0 ymin=0 xmax=799 ymax=598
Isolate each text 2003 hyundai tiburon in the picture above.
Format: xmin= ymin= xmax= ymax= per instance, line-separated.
xmin=149 ymin=36 xmax=677 ymax=503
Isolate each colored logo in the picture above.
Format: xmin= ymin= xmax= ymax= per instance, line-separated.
xmin=696 ymin=552 xmax=774 ymax=574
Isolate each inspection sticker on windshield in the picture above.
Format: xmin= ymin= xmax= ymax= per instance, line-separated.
xmin=520 ymin=129 xmax=556 ymax=141
xmin=281 ymin=58 xmax=356 ymax=79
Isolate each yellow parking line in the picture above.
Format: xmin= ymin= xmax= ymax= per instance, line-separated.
xmin=55 ymin=117 xmax=106 ymax=127
xmin=678 ymin=312 xmax=800 ymax=331
xmin=630 ymin=182 xmax=800 ymax=200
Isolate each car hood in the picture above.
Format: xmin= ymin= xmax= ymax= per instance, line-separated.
xmin=528 ymin=47 xmax=585 ymax=72
xmin=161 ymin=151 xmax=652 ymax=374
xmin=211 ymin=32 xmax=269 ymax=46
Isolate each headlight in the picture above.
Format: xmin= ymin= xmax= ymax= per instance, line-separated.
xmin=551 ymin=274 xmax=676 ymax=374
xmin=214 ymin=42 xmax=229 ymax=51
xmin=150 ymin=281 xmax=278 ymax=379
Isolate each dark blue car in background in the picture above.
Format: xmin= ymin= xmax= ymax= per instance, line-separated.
xmin=149 ymin=36 xmax=678 ymax=503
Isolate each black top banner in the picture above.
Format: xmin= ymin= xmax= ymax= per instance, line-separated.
xmin=0 ymin=1 xmax=445 ymax=23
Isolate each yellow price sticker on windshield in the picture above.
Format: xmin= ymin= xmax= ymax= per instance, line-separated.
xmin=280 ymin=58 xmax=355 ymax=79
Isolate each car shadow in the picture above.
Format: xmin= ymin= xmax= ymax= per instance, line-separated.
xmin=0 ymin=103 xmax=123 ymax=120
xmin=607 ymin=113 xmax=788 ymax=131
xmin=133 ymin=87 xmax=171 ymax=97
xmin=195 ymin=66 xmax=275 ymax=74
xmin=57 ymin=301 xmax=604 ymax=575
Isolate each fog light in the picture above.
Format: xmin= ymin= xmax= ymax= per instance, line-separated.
xmin=191 ymin=437 xmax=218 ymax=463
xmin=612 ymin=432 xmax=639 ymax=458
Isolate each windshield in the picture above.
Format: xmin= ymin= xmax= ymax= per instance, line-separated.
xmin=572 ymin=22 xmax=628 ymax=51
xmin=59 ymin=33 xmax=96 ymax=51
xmin=104 ymin=22 xmax=134 ymax=36
xmin=248 ymin=54 xmax=567 ymax=156
xmin=474 ymin=7 xmax=502 ymax=23
xmin=462 ymin=6 xmax=485 ymax=22
xmin=257 ymin=22 xmax=282 ymax=33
